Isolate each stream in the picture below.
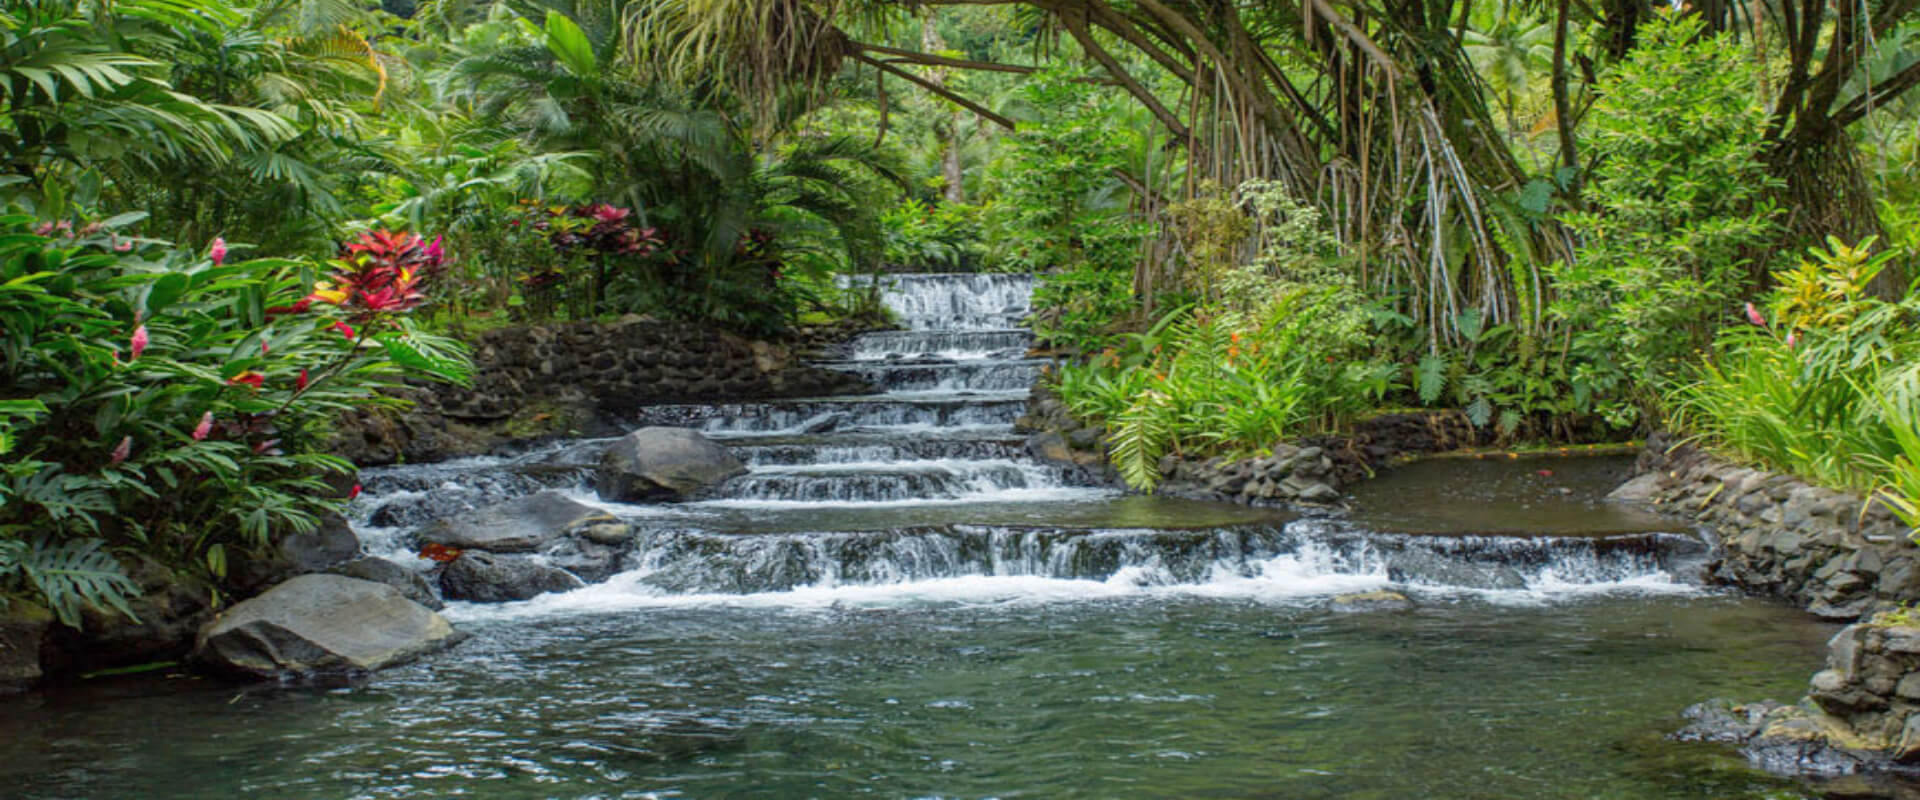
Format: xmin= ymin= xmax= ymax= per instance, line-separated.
xmin=0 ymin=274 xmax=1848 ymax=798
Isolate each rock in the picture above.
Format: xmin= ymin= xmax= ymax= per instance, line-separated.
xmin=1280 ymin=475 xmax=1341 ymax=503
xmin=0 ymin=603 xmax=52 ymax=693
xmin=327 ymin=557 xmax=443 ymax=610
xmin=1607 ymin=472 xmax=1662 ymax=503
xmin=1328 ymin=590 xmax=1414 ymax=613
xmin=227 ymin=512 xmax=363 ymax=593
xmin=1026 ymin=431 xmax=1075 ymax=464
xmin=579 ymin=522 xmax=637 ymax=546
xmin=440 ymin=551 xmax=584 ymax=603
xmin=194 ymin=575 xmax=461 ymax=680
xmin=418 ymin=491 xmax=617 ymax=553
xmin=595 ymin=427 xmax=747 ymax=502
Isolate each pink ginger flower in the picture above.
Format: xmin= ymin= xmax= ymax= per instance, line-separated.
xmin=210 ymin=237 xmax=228 ymax=267
xmin=192 ymin=411 xmax=213 ymax=441
xmin=108 ymin=436 xmax=131 ymax=465
xmin=129 ymin=325 xmax=148 ymax=359
xmin=1785 ymin=330 xmax=1798 ymax=349
xmin=1745 ymin=303 xmax=1766 ymax=327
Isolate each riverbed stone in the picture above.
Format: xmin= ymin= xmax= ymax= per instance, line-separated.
xmin=1328 ymin=590 xmax=1414 ymax=613
xmin=327 ymin=556 xmax=443 ymax=610
xmin=595 ymin=427 xmax=747 ymax=502
xmin=194 ymin=574 xmax=461 ymax=680
xmin=418 ymin=490 xmax=617 ymax=553
xmin=439 ymin=551 xmax=584 ymax=603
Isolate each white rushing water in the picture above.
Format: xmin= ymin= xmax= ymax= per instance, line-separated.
xmin=352 ymin=272 xmax=1709 ymax=620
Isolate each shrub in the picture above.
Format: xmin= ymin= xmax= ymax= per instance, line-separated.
xmin=1551 ymin=11 xmax=1781 ymax=417
xmin=0 ymin=215 xmax=469 ymax=626
xmin=1674 ymin=238 xmax=1920 ymax=511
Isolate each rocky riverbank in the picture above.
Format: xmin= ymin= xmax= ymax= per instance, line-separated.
xmin=1610 ymin=434 xmax=1920 ymax=781
xmin=333 ymin=316 xmax=874 ymax=465
xmin=1018 ymin=383 xmax=1494 ymax=505
xmin=1622 ymin=432 xmax=1918 ymax=621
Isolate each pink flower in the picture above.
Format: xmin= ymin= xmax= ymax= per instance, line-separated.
xmin=260 ymin=340 xmax=270 ymax=355
xmin=108 ymin=436 xmax=131 ymax=465
xmin=129 ymin=325 xmax=148 ymax=359
xmin=1745 ymin=302 xmax=1766 ymax=327
xmin=1785 ymin=330 xmax=1798 ymax=349
xmin=209 ymin=237 xmax=228 ymax=266
xmin=425 ymin=235 xmax=444 ymax=263
xmin=191 ymin=411 xmax=213 ymax=441
xmin=251 ymin=438 xmax=280 ymax=455
xmin=113 ymin=238 xmax=132 ymax=252
xmin=331 ymin=320 xmax=356 ymax=340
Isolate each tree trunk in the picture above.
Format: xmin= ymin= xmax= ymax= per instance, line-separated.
xmin=1765 ymin=121 xmax=1905 ymax=296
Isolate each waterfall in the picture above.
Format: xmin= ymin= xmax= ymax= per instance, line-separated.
xmin=352 ymin=273 xmax=1710 ymax=610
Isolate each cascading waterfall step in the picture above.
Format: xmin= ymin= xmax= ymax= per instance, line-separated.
xmin=350 ymin=271 xmax=1712 ymax=606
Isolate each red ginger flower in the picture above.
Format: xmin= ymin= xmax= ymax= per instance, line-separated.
xmin=192 ymin=411 xmax=213 ymax=441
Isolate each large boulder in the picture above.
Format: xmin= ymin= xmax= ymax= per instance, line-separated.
xmin=194 ymin=575 xmax=461 ymax=680
xmin=328 ymin=556 xmax=444 ymax=610
xmin=440 ymin=551 xmax=584 ymax=603
xmin=596 ymin=427 xmax=747 ymax=502
xmin=228 ymin=512 xmax=362 ymax=593
xmin=0 ymin=603 xmax=52 ymax=694
xmin=417 ymin=491 xmax=617 ymax=553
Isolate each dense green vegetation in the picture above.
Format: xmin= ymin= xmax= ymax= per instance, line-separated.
xmin=4 ymin=0 xmax=1920 ymax=621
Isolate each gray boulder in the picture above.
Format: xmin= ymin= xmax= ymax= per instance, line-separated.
xmin=440 ymin=551 xmax=584 ymax=603
xmin=595 ymin=427 xmax=747 ymax=502
xmin=1329 ymin=590 xmax=1415 ymax=613
xmin=0 ymin=603 xmax=52 ymax=693
xmin=194 ymin=575 xmax=461 ymax=680
xmin=328 ymin=557 xmax=443 ymax=610
xmin=1607 ymin=472 xmax=1662 ymax=503
xmin=417 ymin=490 xmax=617 ymax=553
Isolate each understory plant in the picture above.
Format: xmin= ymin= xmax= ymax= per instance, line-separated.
xmin=1053 ymin=181 xmax=1391 ymax=490
xmin=1674 ymin=237 xmax=1920 ymax=516
xmin=0 ymin=215 xmax=470 ymax=626
xmin=1551 ymin=12 xmax=1781 ymax=421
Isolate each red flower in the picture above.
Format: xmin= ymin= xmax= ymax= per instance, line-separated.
xmin=192 ymin=411 xmax=213 ymax=441
xmin=227 ymin=371 xmax=265 ymax=390
xmin=295 ymin=369 xmax=309 ymax=391
xmin=347 ymin=483 xmax=362 ymax=500
xmin=209 ymin=237 xmax=228 ymax=267
xmin=332 ymin=320 xmax=356 ymax=340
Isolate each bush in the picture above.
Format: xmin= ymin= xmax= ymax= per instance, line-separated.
xmin=1551 ymin=11 xmax=1781 ymax=417
xmin=0 ymin=215 xmax=469 ymax=626
xmin=1052 ymin=182 xmax=1391 ymax=490
xmin=1674 ymin=238 xmax=1920 ymax=514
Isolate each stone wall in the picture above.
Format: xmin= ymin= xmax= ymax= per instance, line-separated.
xmin=1682 ymin=621 xmax=1920 ymax=779
xmin=1627 ymin=433 xmax=1918 ymax=620
xmin=334 ymin=316 xmax=872 ymax=465
xmin=1018 ymin=386 xmax=1493 ymax=506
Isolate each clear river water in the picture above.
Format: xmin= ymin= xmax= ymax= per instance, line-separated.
xmin=0 ymin=274 xmax=1859 ymax=799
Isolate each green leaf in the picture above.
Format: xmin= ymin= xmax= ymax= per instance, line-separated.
xmin=1416 ymin=353 xmax=1447 ymax=405
xmin=544 ymin=11 xmax=598 ymax=78
xmin=20 ymin=536 xmax=141 ymax=629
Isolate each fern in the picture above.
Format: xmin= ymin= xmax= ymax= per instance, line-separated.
xmin=1110 ymin=391 xmax=1174 ymax=491
xmin=19 ymin=536 xmax=141 ymax=628
xmin=1416 ymin=353 xmax=1448 ymax=405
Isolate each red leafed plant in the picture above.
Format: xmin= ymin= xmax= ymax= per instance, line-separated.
xmin=419 ymin=542 xmax=464 ymax=563
xmin=305 ymin=230 xmax=448 ymax=323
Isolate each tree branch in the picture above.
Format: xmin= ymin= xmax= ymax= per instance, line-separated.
xmin=850 ymin=52 xmax=1016 ymax=130
xmin=1833 ymin=59 xmax=1920 ymax=128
